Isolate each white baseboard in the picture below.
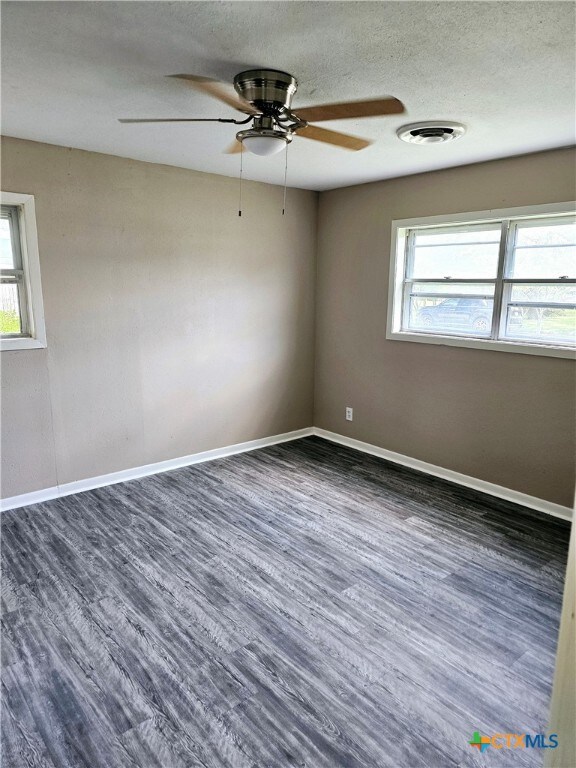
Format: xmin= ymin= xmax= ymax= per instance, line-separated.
xmin=0 ymin=428 xmax=314 ymax=512
xmin=313 ymin=428 xmax=573 ymax=522
xmin=3 ymin=425 xmax=572 ymax=522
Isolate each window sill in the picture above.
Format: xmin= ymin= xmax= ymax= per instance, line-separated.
xmin=386 ymin=330 xmax=576 ymax=359
xmin=1 ymin=336 xmax=47 ymax=351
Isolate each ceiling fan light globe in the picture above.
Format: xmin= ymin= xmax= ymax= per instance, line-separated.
xmin=242 ymin=135 xmax=288 ymax=156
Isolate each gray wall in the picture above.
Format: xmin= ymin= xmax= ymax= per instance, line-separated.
xmin=314 ymin=147 xmax=576 ymax=507
xmin=1 ymin=137 xmax=317 ymax=497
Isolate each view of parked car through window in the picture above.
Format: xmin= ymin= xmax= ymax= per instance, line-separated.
xmin=414 ymin=297 xmax=497 ymax=334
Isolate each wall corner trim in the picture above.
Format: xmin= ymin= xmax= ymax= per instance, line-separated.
xmin=1 ymin=428 xmax=314 ymax=512
xmin=313 ymin=428 xmax=574 ymax=522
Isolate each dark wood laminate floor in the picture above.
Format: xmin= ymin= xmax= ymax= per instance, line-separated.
xmin=1 ymin=437 xmax=570 ymax=768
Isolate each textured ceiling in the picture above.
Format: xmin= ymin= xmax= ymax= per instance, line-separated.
xmin=2 ymin=1 xmax=575 ymax=191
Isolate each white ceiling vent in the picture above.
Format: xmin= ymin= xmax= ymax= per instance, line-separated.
xmin=397 ymin=121 xmax=466 ymax=145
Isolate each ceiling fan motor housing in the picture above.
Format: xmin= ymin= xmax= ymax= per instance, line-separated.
xmin=234 ymin=69 xmax=298 ymax=114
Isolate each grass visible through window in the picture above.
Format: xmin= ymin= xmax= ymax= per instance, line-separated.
xmin=0 ymin=309 xmax=21 ymax=334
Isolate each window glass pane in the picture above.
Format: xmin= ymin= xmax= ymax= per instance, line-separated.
xmin=415 ymin=228 xmax=501 ymax=246
xmin=503 ymin=306 xmax=576 ymax=345
xmin=509 ymin=246 xmax=576 ymax=279
xmin=0 ymin=218 xmax=15 ymax=269
xmin=515 ymin=221 xmax=576 ymax=247
xmin=0 ymin=283 xmax=22 ymax=335
xmin=510 ymin=283 xmax=576 ymax=305
xmin=410 ymin=226 xmax=501 ymax=279
xmin=510 ymin=219 xmax=576 ymax=278
xmin=411 ymin=282 xmax=495 ymax=297
xmin=406 ymin=288 xmax=494 ymax=337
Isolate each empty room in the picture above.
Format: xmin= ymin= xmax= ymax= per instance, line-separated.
xmin=1 ymin=2 xmax=575 ymax=767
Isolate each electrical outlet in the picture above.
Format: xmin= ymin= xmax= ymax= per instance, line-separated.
xmin=346 ymin=407 xmax=353 ymax=421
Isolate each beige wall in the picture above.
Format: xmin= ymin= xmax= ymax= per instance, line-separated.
xmin=315 ymin=148 xmax=576 ymax=507
xmin=2 ymin=140 xmax=575 ymax=507
xmin=1 ymin=137 xmax=317 ymax=498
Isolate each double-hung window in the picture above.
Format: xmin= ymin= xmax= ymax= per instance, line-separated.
xmin=0 ymin=192 xmax=46 ymax=350
xmin=387 ymin=203 xmax=575 ymax=357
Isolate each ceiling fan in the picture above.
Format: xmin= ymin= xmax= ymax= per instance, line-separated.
xmin=119 ymin=69 xmax=405 ymax=156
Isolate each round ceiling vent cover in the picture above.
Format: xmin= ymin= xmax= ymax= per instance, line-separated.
xmin=397 ymin=121 xmax=466 ymax=144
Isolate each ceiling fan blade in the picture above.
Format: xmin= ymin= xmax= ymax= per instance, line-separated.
xmin=119 ymin=118 xmax=231 ymax=123
xmin=297 ymin=124 xmax=372 ymax=151
xmin=224 ymin=140 xmax=244 ymax=154
xmin=296 ymin=97 xmax=405 ymax=123
xmin=168 ymin=75 xmax=257 ymax=115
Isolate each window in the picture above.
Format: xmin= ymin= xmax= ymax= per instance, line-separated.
xmin=387 ymin=203 xmax=576 ymax=358
xmin=0 ymin=192 xmax=46 ymax=351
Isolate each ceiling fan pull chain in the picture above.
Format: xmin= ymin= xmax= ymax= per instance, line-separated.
xmin=282 ymin=143 xmax=289 ymax=216
xmin=238 ymin=144 xmax=244 ymax=217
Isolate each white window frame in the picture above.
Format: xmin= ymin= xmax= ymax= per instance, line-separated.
xmin=1 ymin=192 xmax=47 ymax=351
xmin=387 ymin=202 xmax=576 ymax=359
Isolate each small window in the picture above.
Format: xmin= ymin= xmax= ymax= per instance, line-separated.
xmin=1 ymin=205 xmax=29 ymax=337
xmin=0 ymin=193 xmax=46 ymax=351
xmin=388 ymin=203 xmax=576 ymax=358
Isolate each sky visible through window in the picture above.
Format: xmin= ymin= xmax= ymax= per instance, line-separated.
xmin=411 ymin=221 xmax=576 ymax=280
xmin=411 ymin=227 xmax=501 ymax=279
xmin=0 ymin=218 xmax=14 ymax=269
xmin=512 ymin=222 xmax=575 ymax=279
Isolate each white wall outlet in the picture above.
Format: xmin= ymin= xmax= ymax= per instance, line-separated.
xmin=346 ymin=407 xmax=353 ymax=421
